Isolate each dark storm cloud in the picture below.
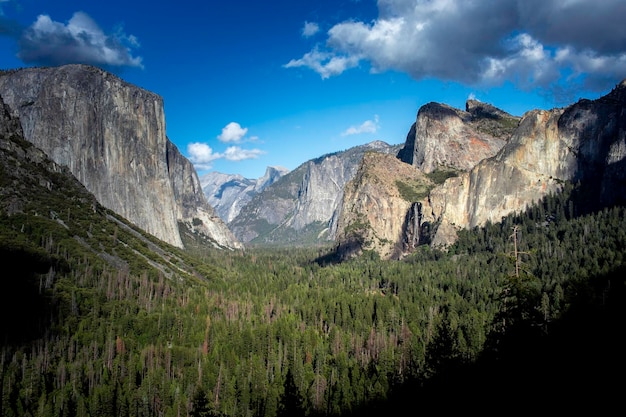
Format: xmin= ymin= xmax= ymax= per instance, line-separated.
xmin=16 ymin=12 xmax=143 ymax=69
xmin=517 ymin=0 xmax=626 ymax=54
xmin=287 ymin=0 xmax=626 ymax=94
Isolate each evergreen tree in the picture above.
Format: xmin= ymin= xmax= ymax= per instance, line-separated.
xmin=277 ymin=368 xmax=305 ymax=417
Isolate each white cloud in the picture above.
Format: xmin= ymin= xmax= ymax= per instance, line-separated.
xmin=342 ymin=115 xmax=380 ymax=136
xmin=187 ymin=142 xmax=221 ymax=170
xmin=17 ymin=11 xmax=143 ymax=68
xmin=284 ymin=48 xmax=361 ymax=79
xmin=187 ymin=142 xmax=265 ymax=170
xmin=285 ymin=0 xmax=626 ymax=93
xmin=218 ymin=122 xmax=248 ymax=143
xmin=302 ymin=21 xmax=319 ymax=38
xmin=223 ymin=146 xmax=265 ymax=161
xmin=188 ymin=123 xmax=265 ymax=169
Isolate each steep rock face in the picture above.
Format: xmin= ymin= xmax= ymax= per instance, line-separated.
xmin=0 ymin=93 xmax=22 ymax=142
xmin=229 ymin=141 xmax=401 ymax=245
xmin=166 ymin=141 xmax=242 ymax=249
xmin=0 ymin=65 xmax=240 ymax=250
xmin=334 ymin=152 xmax=431 ymax=260
xmin=397 ymin=100 xmax=519 ymax=173
xmin=425 ymin=80 xmax=626 ymax=247
xmin=201 ymin=166 xmax=289 ymax=223
xmin=334 ymin=100 xmax=518 ymax=259
xmin=0 ymin=93 xmax=97 ymax=222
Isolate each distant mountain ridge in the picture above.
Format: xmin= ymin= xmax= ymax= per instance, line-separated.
xmin=201 ymin=166 xmax=289 ymax=223
xmin=4 ymin=64 xmax=623 ymax=260
xmin=226 ymin=140 xmax=402 ymax=246
xmin=208 ymin=79 xmax=626 ymax=259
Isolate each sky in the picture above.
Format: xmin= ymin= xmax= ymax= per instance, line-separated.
xmin=1 ymin=0 xmax=625 ymax=180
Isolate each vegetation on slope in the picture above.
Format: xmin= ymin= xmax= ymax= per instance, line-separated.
xmin=1 ymin=128 xmax=625 ymax=416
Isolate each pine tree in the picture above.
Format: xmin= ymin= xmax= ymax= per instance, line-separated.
xmin=277 ymin=368 xmax=305 ymax=417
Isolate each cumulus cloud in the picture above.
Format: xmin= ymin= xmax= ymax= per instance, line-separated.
xmin=284 ymin=48 xmax=361 ymax=79
xmin=188 ymin=121 xmax=265 ymax=172
xmin=342 ymin=115 xmax=380 ymax=136
xmin=187 ymin=142 xmax=221 ymax=171
xmin=15 ymin=11 xmax=143 ymax=68
xmin=187 ymin=142 xmax=265 ymax=171
xmin=302 ymin=21 xmax=320 ymax=37
xmin=222 ymin=146 xmax=265 ymax=161
xmin=218 ymin=122 xmax=248 ymax=143
xmin=286 ymin=0 xmax=626 ymax=94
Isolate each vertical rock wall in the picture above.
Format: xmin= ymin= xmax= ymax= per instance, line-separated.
xmin=0 ymin=65 xmax=240 ymax=249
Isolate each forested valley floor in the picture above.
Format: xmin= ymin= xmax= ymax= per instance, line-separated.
xmin=1 ymin=180 xmax=625 ymax=416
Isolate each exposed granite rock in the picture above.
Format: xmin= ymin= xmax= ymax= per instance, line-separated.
xmin=229 ymin=140 xmax=402 ymax=245
xmin=0 ymin=93 xmax=95 ymax=219
xmin=201 ymin=166 xmax=289 ymax=223
xmin=397 ymin=100 xmax=519 ymax=173
xmin=166 ymin=140 xmax=242 ymax=249
xmin=334 ymin=80 xmax=626 ymax=258
xmin=424 ymin=79 xmax=626 ymax=247
xmin=334 ymin=152 xmax=432 ymax=260
xmin=0 ymin=65 xmax=241 ymax=250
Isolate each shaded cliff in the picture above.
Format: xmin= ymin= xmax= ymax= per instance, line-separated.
xmin=0 ymin=64 xmax=241 ymax=250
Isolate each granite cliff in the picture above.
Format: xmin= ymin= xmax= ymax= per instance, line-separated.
xmin=0 ymin=65 xmax=241 ymax=250
xmin=335 ymin=80 xmax=626 ymax=259
xmin=334 ymin=99 xmax=518 ymax=259
xmin=397 ymin=99 xmax=519 ymax=173
xmin=333 ymin=152 xmax=433 ymax=260
xmin=228 ymin=141 xmax=401 ymax=245
xmin=425 ymin=80 xmax=626 ymax=247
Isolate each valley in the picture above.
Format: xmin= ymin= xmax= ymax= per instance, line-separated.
xmin=1 ymin=66 xmax=625 ymax=416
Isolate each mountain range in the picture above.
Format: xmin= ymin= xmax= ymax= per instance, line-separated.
xmin=1 ymin=64 xmax=625 ymax=262
xmin=206 ymin=79 xmax=626 ymax=259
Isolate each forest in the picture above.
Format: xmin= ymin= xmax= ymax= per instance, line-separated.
xmin=1 ymin=174 xmax=625 ymax=416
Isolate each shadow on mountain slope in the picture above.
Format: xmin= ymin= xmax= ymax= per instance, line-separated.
xmin=323 ymin=265 xmax=626 ymax=416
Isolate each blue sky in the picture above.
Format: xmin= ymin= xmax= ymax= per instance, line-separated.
xmin=1 ymin=0 xmax=625 ymax=179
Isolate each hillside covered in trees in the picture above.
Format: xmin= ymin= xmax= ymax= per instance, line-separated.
xmin=2 ymin=128 xmax=625 ymax=415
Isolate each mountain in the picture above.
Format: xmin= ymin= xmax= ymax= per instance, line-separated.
xmin=424 ymin=80 xmax=626 ymax=247
xmin=228 ymin=140 xmax=402 ymax=246
xmin=0 ymin=65 xmax=241 ymax=251
xmin=324 ymin=99 xmax=520 ymax=260
xmin=201 ymin=165 xmax=289 ymax=223
xmin=397 ymin=99 xmax=519 ymax=173
xmin=333 ymin=151 xmax=433 ymax=260
xmin=0 ymin=92 xmax=208 ymax=282
xmin=334 ymin=79 xmax=626 ymax=258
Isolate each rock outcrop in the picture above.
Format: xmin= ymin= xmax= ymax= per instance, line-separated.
xmin=0 ymin=65 xmax=241 ymax=250
xmin=334 ymin=81 xmax=626 ymax=258
xmin=334 ymin=152 xmax=433 ymax=259
xmin=397 ymin=100 xmax=519 ymax=173
xmin=228 ymin=141 xmax=402 ymax=245
xmin=334 ymin=100 xmax=518 ymax=259
xmin=424 ymin=80 xmax=626 ymax=247
xmin=201 ymin=166 xmax=289 ymax=223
